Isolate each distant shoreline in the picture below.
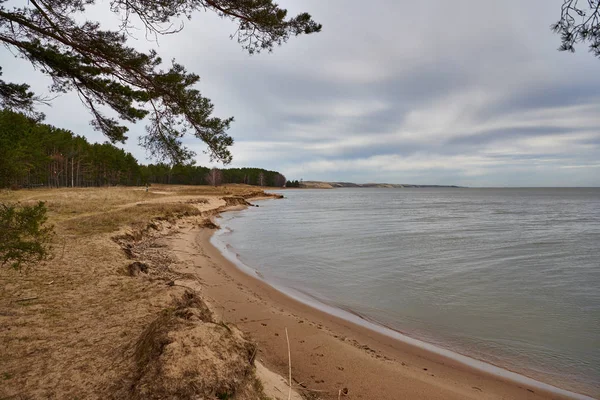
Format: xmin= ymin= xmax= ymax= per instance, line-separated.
xmin=298 ymin=181 xmax=465 ymax=189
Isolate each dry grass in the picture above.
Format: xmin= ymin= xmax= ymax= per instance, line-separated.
xmin=0 ymin=184 xmax=269 ymax=236
xmin=121 ymin=290 xmax=264 ymax=400
xmin=0 ymin=184 xmax=273 ymax=400
xmin=0 ymin=184 xmax=263 ymax=223
xmin=2 ymin=187 xmax=162 ymax=219
xmin=61 ymin=202 xmax=202 ymax=236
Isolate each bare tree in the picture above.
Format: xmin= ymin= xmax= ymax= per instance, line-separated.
xmin=205 ymin=167 xmax=222 ymax=187
xmin=258 ymin=172 xmax=265 ymax=187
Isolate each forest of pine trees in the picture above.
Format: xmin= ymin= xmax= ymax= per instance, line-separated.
xmin=141 ymin=164 xmax=287 ymax=187
xmin=0 ymin=109 xmax=287 ymax=188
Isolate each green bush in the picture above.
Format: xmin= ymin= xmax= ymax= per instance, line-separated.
xmin=0 ymin=201 xmax=54 ymax=269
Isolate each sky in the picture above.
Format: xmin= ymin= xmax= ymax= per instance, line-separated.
xmin=2 ymin=0 xmax=600 ymax=186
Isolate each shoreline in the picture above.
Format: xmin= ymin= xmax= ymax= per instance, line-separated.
xmin=210 ymin=204 xmax=597 ymax=399
xmin=3 ymin=185 xmax=594 ymax=399
xmin=166 ymin=199 xmax=596 ymax=400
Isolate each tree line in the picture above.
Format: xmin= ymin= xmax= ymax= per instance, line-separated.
xmin=142 ymin=164 xmax=287 ymax=187
xmin=0 ymin=109 xmax=142 ymax=188
xmin=0 ymin=109 xmax=288 ymax=188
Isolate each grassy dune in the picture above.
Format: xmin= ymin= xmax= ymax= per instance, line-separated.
xmin=0 ymin=184 xmax=276 ymax=400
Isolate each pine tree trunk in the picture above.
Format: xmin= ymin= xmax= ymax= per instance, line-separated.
xmin=76 ymin=158 xmax=81 ymax=187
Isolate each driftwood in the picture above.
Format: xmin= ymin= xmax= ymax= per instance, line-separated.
xmin=285 ymin=327 xmax=292 ymax=400
xmin=15 ymin=296 xmax=38 ymax=302
xmin=249 ymin=346 xmax=258 ymax=365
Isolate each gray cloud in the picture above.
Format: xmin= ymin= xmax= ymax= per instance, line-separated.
xmin=1 ymin=0 xmax=599 ymax=186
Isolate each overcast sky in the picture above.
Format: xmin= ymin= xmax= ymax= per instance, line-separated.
xmin=2 ymin=0 xmax=600 ymax=186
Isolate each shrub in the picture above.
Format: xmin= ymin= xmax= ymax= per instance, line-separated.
xmin=0 ymin=201 xmax=54 ymax=269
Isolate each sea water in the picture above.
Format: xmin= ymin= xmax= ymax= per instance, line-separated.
xmin=212 ymin=188 xmax=600 ymax=396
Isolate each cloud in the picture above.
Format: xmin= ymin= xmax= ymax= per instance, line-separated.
xmin=1 ymin=0 xmax=599 ymax=186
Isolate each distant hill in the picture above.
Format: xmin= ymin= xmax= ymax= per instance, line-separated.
xmin=300 ymin=181 xmax=463 ymax=189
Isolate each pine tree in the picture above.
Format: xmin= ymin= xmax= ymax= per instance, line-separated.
xmin=553 ymin=1 xmax=600 ymax=58
xmin=0 ymin=1 xmax=321 ymax=164
xmin=0 ymin=201 xmax=53 ymax=270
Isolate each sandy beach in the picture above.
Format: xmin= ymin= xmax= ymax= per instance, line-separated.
xmin=3 ymin=0 xmax=599 ymax=396
xmin=165 ymin=200 xmax=588 ymax=400
xmin=0 ymin=185 xmax=594 ymax=400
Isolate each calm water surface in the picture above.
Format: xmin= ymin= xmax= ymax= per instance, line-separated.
xmin=213 ymin=188 xmax=600 ymax=396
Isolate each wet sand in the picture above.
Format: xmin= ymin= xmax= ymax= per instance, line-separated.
xmin=166 ymin=208 xmax=592 ymax=400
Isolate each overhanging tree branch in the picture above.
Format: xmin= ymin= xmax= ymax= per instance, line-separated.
xmin=0 ymin=0 xmax=321 ymax=164
xmin=553 ymin=0 xmax=600 ymax=58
